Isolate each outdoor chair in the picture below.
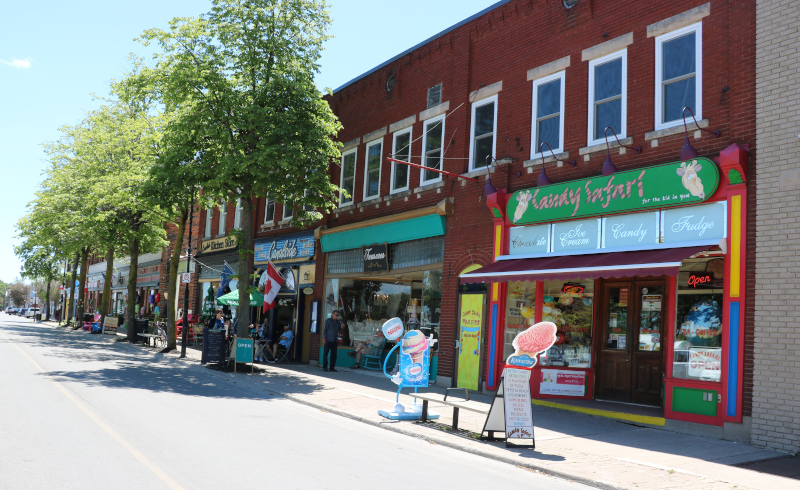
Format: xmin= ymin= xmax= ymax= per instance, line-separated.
xmin=272 ymin=337 xmax=294 ymax=363
xmin=192 ymin=325 xmax=204 ymax=346
xmin=361 ymin=337 xmax=387 ymax=370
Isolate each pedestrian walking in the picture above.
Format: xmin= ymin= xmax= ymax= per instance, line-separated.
xmin=321 ymin=310 xmax=342 ymax=372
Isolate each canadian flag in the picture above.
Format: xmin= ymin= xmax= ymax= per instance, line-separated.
xmin=262 ymin=262 xmax=283 ymax=313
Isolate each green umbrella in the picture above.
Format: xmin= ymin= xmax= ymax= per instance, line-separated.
xmin=216 ymin=288 xmax=264 ymax=307
xmin=202 ymin=285 xmax=216 ymax=315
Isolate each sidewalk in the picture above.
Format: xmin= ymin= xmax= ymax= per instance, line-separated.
xmin=51 ymin=321 xmax=799 ymax=490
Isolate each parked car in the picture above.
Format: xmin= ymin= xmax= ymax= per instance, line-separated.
xmin=18 ymin=308 xmax=28 ymax=317
xmin=26 ymin=308 xmax=40 ymax=318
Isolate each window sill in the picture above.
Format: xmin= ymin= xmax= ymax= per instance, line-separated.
xmin=277 ymin=218 xmax=293 ymax=226
xmin=579 ymin=137 xmax=633 ymax=156
xmin=259 ymin=222 xmax=277 ymax=230
xmin=461 ymin=167 xmax=494 ymax=180
xmin=215 ymin=233 xmax=227 ymax=238
xmin=645 ymin=119 xmax=708 ymax=141
xmin=336 ymin=203 xmax=356 ymax=212
xmin=357 ymin=199 xmax=382 ymax=209
xmin=413 ymin=181 xmax=445 ymax=194
xmin=523 ymin=151 xmax=570 ymax=168
xmin=384 ymin=189 xmax=411 ymax=201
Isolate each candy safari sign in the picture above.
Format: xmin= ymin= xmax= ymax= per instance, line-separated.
xmin=507 ymin=158 xmax=719 ymax=225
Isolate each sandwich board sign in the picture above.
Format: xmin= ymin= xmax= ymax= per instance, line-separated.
xmin=481 ymin=322 xmax=558 ymax=447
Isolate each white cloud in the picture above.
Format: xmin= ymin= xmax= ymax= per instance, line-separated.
xmin=0 ymin=58 xmax=32 ymax=69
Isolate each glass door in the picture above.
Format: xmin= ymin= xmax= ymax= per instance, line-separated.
xmin=631 ymin=282 xmax=664 ymax=406
xmin=596 ymin=282 xmax=632 ymax=402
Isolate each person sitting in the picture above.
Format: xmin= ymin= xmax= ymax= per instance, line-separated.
xmin=266 ymin=325 xmax=294 ymax=363
xmin=347 ymin=330 xmax=385 ymax=369
xmin=253 ymin=323 xmax=269 ymax=362
xmin=208 ymin=310 xmax=224 ymax=330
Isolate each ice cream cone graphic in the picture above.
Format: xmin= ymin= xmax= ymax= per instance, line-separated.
xmin=402 ymin=330 xmax=428 ymax=364
xmin=506 ymin=322 xmax=558 ymax=368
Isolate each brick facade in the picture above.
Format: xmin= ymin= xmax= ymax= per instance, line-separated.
xmin=324 ymin=0 xmax=755 ymax=389
xmin=752 ymin=0 xmax=800 ymax=453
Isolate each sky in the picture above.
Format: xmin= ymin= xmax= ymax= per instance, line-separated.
xmin=0 ymin=0 xmax=502 ymax=284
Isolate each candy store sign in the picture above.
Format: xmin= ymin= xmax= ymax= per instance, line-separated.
xmin=254 ymin=234 xmax=315 ymax=264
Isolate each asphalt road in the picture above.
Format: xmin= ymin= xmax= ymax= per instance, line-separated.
xmin=0 ymin=314 xmax=591 ymax=490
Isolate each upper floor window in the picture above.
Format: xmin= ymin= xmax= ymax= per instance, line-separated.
xmin=391 ymin=128 xmax=411 ymax=193
xmin=531 ymin=71 xmax=565 ymax=157
xmin=204 ymin=206 xmax=213 ymax=238
xmin=364 ymin=139 xmax=382 ymax=201
xmin=234 ymin=198 xmax=242 ymax=229
xmin=655 ymin=22 xmax=702 ymax=130
xmin=340 ymin=149 xmax=357 ymax=206
xmin=264 ymin=197 xmax=275 ymax=224
xmin=469 ymin=95 xmax=497 ymax=171
xmin=421 ymin=115 xmax=445 ymax=186
xmin=282 ymin=200 xmax=293 ymax=221
xmin=218 ymin=201 xmax=227 ymax=235
xmin=588 ymin=49 xmax=627 ymax=146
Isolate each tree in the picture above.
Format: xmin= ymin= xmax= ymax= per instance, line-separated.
xmin=7 ymin=282 xmax=29 ymax=308
xmin=134 ymin=0 xmax=343 ymax=336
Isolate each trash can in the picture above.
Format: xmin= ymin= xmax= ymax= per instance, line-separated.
xmin=35 ymin=313 xmax=42 ymax=322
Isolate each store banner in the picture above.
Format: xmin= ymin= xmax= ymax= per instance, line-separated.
xmin=540 ymin=369 xmax=586 ymax=396
xmin=199 ymin=235 xmax=237 ymax=255
xmin=662 ymin=201 xmax=726 ymax=243
xmin=552 ymin=219 xmax=600 ymax=254
xmin=602 ymin=212 xmax=659 ymax=248
xmin=254 ymin=234 xmax=315 ymax=264
xmin=362 ymin=243 xmax=389 ymax=273
xmin=507 ymin=158 xmax=720 ymax=225
xmin=456 ymin=294 xmax=483 ymax=391
xmin=509 ymin=225 xmax=549 ymax=255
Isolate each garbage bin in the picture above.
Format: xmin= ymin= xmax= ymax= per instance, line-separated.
xmin=35 ymin=313 xmax=42 ymax=322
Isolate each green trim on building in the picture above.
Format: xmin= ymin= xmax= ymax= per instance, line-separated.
xmin=672 ymin=386 xmax=718 ymax=417
xmin=321 ymin=214 xmax=446 ymax=252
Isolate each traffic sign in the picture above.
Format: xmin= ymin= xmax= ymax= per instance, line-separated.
xmin=181 ymin=273 xmax=192 ymax=284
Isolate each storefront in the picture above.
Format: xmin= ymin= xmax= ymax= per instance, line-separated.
xmin=136 ymin=260 xmax=161 ymax=316
xmin=253 ymin=231 xmax=316 ymax=362
xmin=197 ymin=235 xmax=239 ymax=320
xmin=319 ymin=204 xmax=450 ymax=375
xmin=462 ymin=145 xmax=749 ymax=427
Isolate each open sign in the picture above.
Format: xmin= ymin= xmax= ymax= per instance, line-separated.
xmin=688 ymin=273 xmax=713 ymax=288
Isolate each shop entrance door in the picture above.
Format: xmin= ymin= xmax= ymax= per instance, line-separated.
xmin=596 ymin=279 xmax=665 ymax=406
xmin=455 ymin=293 xmax=486 ymax=391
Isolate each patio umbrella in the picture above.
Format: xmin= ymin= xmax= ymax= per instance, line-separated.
xmin=202 ymin=285 xmax=216 ymax=315
xmin=215 ymin=288 xmax=264 ymax=307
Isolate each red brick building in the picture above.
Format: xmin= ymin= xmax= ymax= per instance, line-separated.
xmin=318 ymin=0 xmax=756 ymax=439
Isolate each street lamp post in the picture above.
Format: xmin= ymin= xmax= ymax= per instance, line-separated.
xmin=180 ymin=194 xmax=195 ymax=358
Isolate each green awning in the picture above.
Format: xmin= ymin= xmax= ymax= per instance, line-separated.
xmin=216 ymin=288 xmax=264 ymax=307
xmin=320 ymin=214 xmax=446 ymax=252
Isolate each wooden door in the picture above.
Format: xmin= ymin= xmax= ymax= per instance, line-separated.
xmin=596 ymin=278 xmax=666 ymax=406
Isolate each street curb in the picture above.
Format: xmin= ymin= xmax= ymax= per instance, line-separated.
xmin=55 ymin=325 xmax=614 ymax=489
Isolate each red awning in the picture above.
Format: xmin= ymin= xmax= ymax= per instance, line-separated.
xmin=459 ymin=246 xmax=710 ymax=284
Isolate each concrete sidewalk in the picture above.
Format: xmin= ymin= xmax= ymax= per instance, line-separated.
xmin=50 ymin=321 xmax=798 ymax=490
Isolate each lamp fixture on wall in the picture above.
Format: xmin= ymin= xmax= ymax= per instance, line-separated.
xmin=538 ymin=142 xmax=577 ymax=186
xmin=680 ymin=107 xmax=721 ymax=161
xmin=603 ymin=126 xmax=642 ymax=176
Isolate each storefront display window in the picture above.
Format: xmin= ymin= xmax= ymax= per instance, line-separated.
xmin=540 ymin=279 xmax=594 ymax=368
xmin=504 ymin=281 xmax=536 ymax=360
xmin=638 ymin=286 xmax=663 ymax=352
xmin=420 ymin=270 xmax=442 ymax=352
xmin=673 ymin=256 xmax=725 ymax=381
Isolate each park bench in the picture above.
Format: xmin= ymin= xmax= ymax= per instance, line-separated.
xmin=414 ymin=388 xmax=492 ymax=435
xmin=137 ymin=332 xmax=166 ymax=348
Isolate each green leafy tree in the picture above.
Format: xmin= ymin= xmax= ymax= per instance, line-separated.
xmin=7 ymin=282 xmax=30 ymax=308
xmin=132 ymin=0 xmax=343 ymax=336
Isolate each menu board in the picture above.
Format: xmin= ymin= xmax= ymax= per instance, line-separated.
xmin=503 ymin=368 xmax=534 ymax=440
xmin=103 ymin=316 xmax=118 ymax=335
xmin=202 ymin=329 xmax=227 ymax=364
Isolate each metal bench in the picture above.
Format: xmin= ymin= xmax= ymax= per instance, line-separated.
xmin=414 ymin=388 xmax=491 ymax=435
xmin=137 ymin=333 xmax=165 ymax=348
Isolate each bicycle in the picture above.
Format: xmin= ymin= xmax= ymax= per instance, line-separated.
xmin=153 ymin=321 xmax=168 ymax=348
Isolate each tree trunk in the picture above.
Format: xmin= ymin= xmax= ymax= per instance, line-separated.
xmin=67 ymin=251 xmax=79 ymax=325
xmin=126 ymin=237 xmax=140 ymax=342
xmin=100 ymin=248 xmax=115 ymax=327
xmin=166 ymin=207 xmax=189 ymax=350
xmin=76 ymin=247 xmax=89 ymax=327
xmin=45 ymin=281 xmax=51 ymax=321
xmin=236 ymin=194 xmax=254 ymax=337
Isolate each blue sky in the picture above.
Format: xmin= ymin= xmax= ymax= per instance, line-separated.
xmin=0 ymin=0 xmax=500 ymax=283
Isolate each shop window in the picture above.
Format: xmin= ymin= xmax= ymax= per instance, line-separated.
xmin=504 ymin=281 xmax=536 ymax=360
xmin=364 ymin=139 xmax=382 ymax=200
xmin=539 ymin=279 xmax=594 ymax=368
xmin=655 ymin=23 xmax=702 ymax=129
xmin=673 ymin=256 xmax=724 ymax=382
xmin=340 ymin=149 xmax=357 ymax=205
xmin=588 ymin=50 xmax=627 ymax=145
xmin=390 ymin=236 xmax=444 ymax=269
xmin=391 ymin=128 xmax=411 ymax=193
xmin=420 ymin=270 xmax=442 ymax=352
xmin=469 ymin=95 xmax=497 ymax=171
xmin=325 ymin=278 xmax=411 ymax=346
xmin=421 ymin=115 xmax=444 ymax=185
xmin=531 ymin=71 xmax=565 ymax=157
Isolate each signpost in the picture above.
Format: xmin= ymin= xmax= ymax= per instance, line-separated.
xmin=181 ymin=273 xmax=191 ymax=284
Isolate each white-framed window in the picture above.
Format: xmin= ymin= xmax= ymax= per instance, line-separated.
xmin=218 ymin=201 xmax=227 ymax=235
xmin=234 ymin=198 xmax=242 ymax=228
xmin=339 ymin=148 xmax=357 ymax=206
xmin=264 ymin=197 xmax=275 ymax=224
xmin=390 ymin=128 xmax=412 ymax=193
xmin=587 ymin=49 xmax=627 ymax=146
xmin=531 ymin=71 xmax=565 ymax=158
xmin=204 ymin=206 xmax=213 ymax=238
xmin=655 ymin=22 xmax=702 ymax=130
xmin=282 ymin=200 xmax=293 ymax=220
xmin=420 ymin=114 xmax=445 ymax=185
xmin=363 ymin=139 xmax=382 ymax=201
xmin=469 ymin=94 xmax=498 ymax=171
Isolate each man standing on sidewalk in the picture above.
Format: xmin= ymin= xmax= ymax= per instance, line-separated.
xmin=321 ymin=310 xmax=342 ymax=372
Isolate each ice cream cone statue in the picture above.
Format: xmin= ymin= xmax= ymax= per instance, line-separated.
xmin=402 ymin=330 xmax=427 ymax=364
xmin=506 ymin=321 xmax=558 ymax=369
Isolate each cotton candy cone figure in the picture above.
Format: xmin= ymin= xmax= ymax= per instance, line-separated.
xmin=262 ymin=262 xmax=283 ymax=313
xmin=506 ymin=322 xmax=558 ymax=369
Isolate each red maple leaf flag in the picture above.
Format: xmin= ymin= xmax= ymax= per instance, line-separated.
xmin=262 ymin=262 xmax=283 ymax=313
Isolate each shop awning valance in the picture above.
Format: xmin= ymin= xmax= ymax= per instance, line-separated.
xmin=459 ymin=246 xmax=710 ymax=284
xmin=320 ymin=214 xmax=446 ymax=253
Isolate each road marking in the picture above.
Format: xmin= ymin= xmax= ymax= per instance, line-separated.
xmin=13 ymin=343 xmax=184 ymax=490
